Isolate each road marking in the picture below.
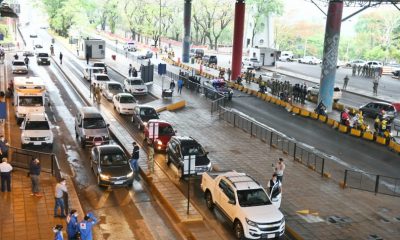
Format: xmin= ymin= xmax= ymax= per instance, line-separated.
xmin=296 ymin=209 xmax=324 ymax=223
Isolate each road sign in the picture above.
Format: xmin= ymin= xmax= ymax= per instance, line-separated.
xmin=148 ymin=122 xmax=159 ymax=139
xmin=0 ymin=33 xmax=3 ymax=41
xmin=158 ymin=63 xmax=166 ymax=75
xmin=183 ymin=155 xmax=196 ymax=175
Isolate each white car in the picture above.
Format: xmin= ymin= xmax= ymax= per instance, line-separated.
xmin=299 ymin=56 xmax=321 ymax=65
xmin=345 ymin=59 xmax=366 ymax=67
xmin=243 ymin=57 xmax=262 ymax=70
xmin=307 ymin=84 xmax=342 ymax=102
xmin=123 ymin=42 xmax=136 ymax=52
xmin=92 ymin=73 xmax=110 ymax=88
xmin=102 ymin=82 xmax=124 ymax=101
xmin=123 ymin=77 xmax=148 ymax=95
xmin=112 ymin=93 xmax=136 ymax=115
xmin=12 ymin=60 xmax=28 ymax=74
xmin=83 ymin=67 xmax=105 ymax=81
xmin=365 ymin=61 xmax=383 ymax=68
xmin=279 ymin=51 xmax=293 ymax=62
xmin=20 ymin=113 xmax=53 ymax=149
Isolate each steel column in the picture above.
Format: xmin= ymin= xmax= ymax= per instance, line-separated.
xmin=182 ymin=0 xmax=192 ymax=63
xmin=231 ymin=0 xmax=246 ymax=81
xmin=319 ymin=0 xmax=343 ymax=112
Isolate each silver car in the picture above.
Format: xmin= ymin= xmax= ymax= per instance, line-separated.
xmin=102 ymin=82 xmax=124 ymax=100
xmin=75 ymin=107 xmax=110 ymax=148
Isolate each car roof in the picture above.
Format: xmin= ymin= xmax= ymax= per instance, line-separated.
xmin=97 ymin=145 xmax=124 ymax=154
xmin=126 ymin=77 xmax=142 ymax=81
xmin=116 ymin=93 xmax=134 ymax=97
xmin=94 ymin=73 xmax=109 ymax=77
xmin=106 ymin=81 xmax=122 ymax=86
xmin=26 ymin=112 xmax=48 ymax=121
xmin=366 ymin=101 xmax=392 ymax=106
xmin=220 ymin=171 xmax=263 ymax=191
xmin=137 ymin=105 xmax=155 ymax=109
xmin=147 ymin=119 xmax=172 ymax=126
xmin=172 ymin=136 xmax=197 ymax=143
xmin=79 ymin=107 xmax=102 ymax=118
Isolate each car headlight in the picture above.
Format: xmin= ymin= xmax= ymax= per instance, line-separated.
xmin=155 ymin=139 xmax=162 ymax=145
xmin=99 ymin=173 xmax=110 ymax=180
xmin=207 ymin=162 xmax=212 ymax=170
xmin=143 ymin=122 xmax=148 ymax=127
xmin=246 ymin=218 xmax=257 ymax=227
xmin=126 ymin=172 xmax=134 ymax=178
xmin=85 ymin=135 xmax=90 ymax=139
xmin=24 ymin=137 xmax=30 ymax=141
xmin=45 ymin=136 xmax=51 ymax=140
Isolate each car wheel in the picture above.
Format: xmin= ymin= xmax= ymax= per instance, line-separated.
xmin=234 ymin=221 xmax=244 ymax=240
xmin=205 ymin=191 xmax=214 ymax=210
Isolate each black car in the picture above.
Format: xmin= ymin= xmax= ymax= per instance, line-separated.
xmin=202 ymin=55 xmax=218 ymax=66
xmin=36 ymin=52 xmax=50 ymax=65
xmin=131 ymin=105 xmax=159 ymax=130
xmin=166 ymin=136 xmax=212 ymax=178
xmin=392 ymin=70 xmax=400 ymax=77
xmin=91 ymin=145 xmax=134 ymax=187
xmin=138 ymin=50 xmax=153 ymax=59
xmin=203 ymin=79 xmax=233 ymax=100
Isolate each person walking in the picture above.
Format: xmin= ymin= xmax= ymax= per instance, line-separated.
xmin=132 ymin=67 xmax=138 ymax=77
xmin=169 ymin=79 xmax=175 ymax=93
xmin=95 ymin=84 xmax=101 ymax=104
xmin=66 ymin=209 xmax=79 ymax=240
xmin=79 ymin=212 xmax=98 ymax=240
xmin=50 ymin=45 xmax=54 ymax=56
xmin=227 ymin=68 xmax=231 ymax=81
xmin=54 ymin=178 xmax=68 ymax=218
xmin=29 ymin=158 xmax=42 ymax=197
xmin=177 ymin=78 xmax=183 ymax=94
xmin=267 ymin=173 xmax=282 ymax=198
xmin=86 ymin=52 xmax=90 ymax=65
xmin=130 ymin=142 xmax=140 ymax=174
xmin=0 ymin=158 xmax=12 ymax=192
xmin=352 ymin=64 xmax=356 ymax=77
xmin=53 ymin=224 xmax=64 ymax=240
xmin=128 ymin=64 xmax=133 ymax=77
xmin=342 ymin=75 xmax=349 ymax=90
xmin=0 ymin=135 xmax=9 ymax=159
xmin=357 ymin=65 xmax=361 ymax=76
xmin=147 ymin=142 xmax=154 ymax=176
xmin=373 ymin=78 xmax=379 ymax=96
xmin=24 ymin=56 xmax=30 ymax=68
xmin=59 ymin=52 xmax=63 ymax=65
xmin=274 ymin=158 xmax=285 ymax=183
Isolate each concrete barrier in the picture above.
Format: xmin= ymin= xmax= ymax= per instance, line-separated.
xmin=333 ymin=121 xmax=339 ymax=129
xmin=166 ymin=100 xmax=186 ymax=111
xmin=310 ymin=112 xmax=318 ymax=119
xmin=362 ymin=131 xmax=374 ymax=141
xmin=350 ymin=128 xmax=362 ymax=137
xmin=270 ymin=97 xmax=277 ymax=104
xmin=292 ymin=107 xmax=300 ymax=115
xmin=326 ymin=118 xmax=335 ymax=126
xmin=375 ymin=136 xmax=386 ymax=145
xmin=275 ymin=99 xmax=282 ymax=105
xmin=338 ymin=124 xmax=348 ymax=133
xmin=300 ymin=109 xmax=310 ymax=117
xmin=280 ymin=101 xmax=287 ymax=107
xmin=265 ymin=95 xmax=271 ymax=102
xmin=319 ymin=115 xmax=327 ymax=123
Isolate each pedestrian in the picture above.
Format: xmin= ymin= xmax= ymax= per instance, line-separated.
xmin=343 ymin=75 xmax=349 ymax=90
xmin=24 ymin=56 xmax=29 ymax=68
xmin=79 ymin=212 xmax=98 ymax=240
xmin=274 ymin=158 xmax=285 ymax=183
xmin=374 ymin=115 xmax=381 ymax=134
xmin=54 ymin=178 xmax=68 ymax=218
xmin=352 ymin=64 xmax=356 ymax=76
xmin=50 ymin=45 xmax=54 ymax=56
xmin=147 ymin=142 xmax=154 ymax=176
xmin=0 ymin=135 xmax=9 ymax=159
xmin=76 ymin=48 xmax=79 ymax=56
xmin=128 ymin=64 xmax=133 ymax=77
xmin=155 ymin=52 xmax=158 ymax=59
xmin=267 ymin=173 xmax=282 ymax=198
xmin=373 ymin=79 xmax=379 ymax=96
xmin=53 ymin=224 xmax=64 ymax=240
xmin=227 ymin=68 xmax=231 ymax=81
xmin=130 ymin=142 xmax=140 ymax=174
xmin=132 ymin=67 xmax=138 ymax=77
xmin=0 ymin=158 xmax=12 ymax=192
xmin=59 ymin=52 xmax=63 ymax=65
xmin=86 ymin=52 xmax=90 ymax=65
xmin=169 ymin=79 xmax=175 ymax=92
xmin=95 ymin=84 xmax=101 ymax=104
xmin=29 ymin=158 xmax=42 ymax=197
xmin=177 ymin=78 xmax=183 ymax=94
xmin=66 ymin=209 xmax=79 ymax=240
xmin=14 ymin=53 xmax=18 ymax=60
xmin=357 ymin=65 xmax=361 ymax=76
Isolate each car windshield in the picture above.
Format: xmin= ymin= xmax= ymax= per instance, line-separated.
xmin=120 ymin=96 xmax=135 ymax=103
xmin=19 ymin=96 xmax=43 ymax=106
xmin=129 ymin=79 xmax=143 ymax=85
xmin=83 ymin=118 xmax=107 ymax=129
xmin=96 ymin=75 xmax=109 ymax=81
xmin=93 ymin=63 xmax=105 ymax=68
xmin=13 ymin=61 xmax=25 ymax=66
xmin=100 ymin=151 xmax=128 ymax=166
xmin=159 ymin=125 xmax=175 ymax=135
xmin=181 ymin=143 xmax=205 ymax=156
xmin=93 ymin=69 xmax=104 ymax=74
xmin=250 ymin=58 xmax=258 ymax=62
xmin=140 ymin=108 xmax=157 ymax=117
xmin=38 ymin=53 xmax=48 ymax=57
xmin=108 ymin=84 xmax=122 ymax=90
xmin=237 ymin=189 xmax=272 ymax=207
xmin=25 ymin=120 xmax=50 ymax=130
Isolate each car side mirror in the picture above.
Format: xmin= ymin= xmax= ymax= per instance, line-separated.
xmin=205 ymin=151 xmax=209 ymax=155
xmin=106 ymin=124 xmax=110 ymax=127
xmin=228 ymin=199 xmax=235 ymax=205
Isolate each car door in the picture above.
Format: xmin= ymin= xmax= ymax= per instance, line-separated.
xmin=216 ymin=179 xmax=236 ymax=221
xmin=173 ymin=142 xmax=182 ymax=167
xmin=75 ymin=113 xmax=83 ymax=137
xmin=91 ymin=148 xmax=99 ymax=174
xmin=114 ymin=95 xmax=119 ymax=108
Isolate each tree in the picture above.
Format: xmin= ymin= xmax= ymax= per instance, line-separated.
xmin=106 ymin=0 xmax=119 ymax=34
xmin=122 ymin=0 xmax=147 ymax=41
xmin=247 ymin=0 xmax=283 ymax=47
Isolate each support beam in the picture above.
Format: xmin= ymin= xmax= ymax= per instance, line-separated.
xmin=182 ymin=0 xmax=192 ymax=63
xmin=310 ymin=0 xmax=327 ymax=16
xmin=319 ymin=0 xmax=343 ymax=112
xmin=231 ymin=0 xmax=246 ymax=81
xmin=342 ymin=2 xmax=381 ymax=22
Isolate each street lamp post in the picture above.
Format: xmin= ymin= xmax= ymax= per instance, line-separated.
xmin=159 ymin=0 xmax=161 ymax=49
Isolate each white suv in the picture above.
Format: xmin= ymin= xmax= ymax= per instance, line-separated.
xmin=20 ymin=113 xmax=53 ymax=149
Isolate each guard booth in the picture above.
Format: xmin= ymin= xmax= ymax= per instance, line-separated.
xmin=249 ymin=47 xmax=278 ymax=66
xmin=140 ymin=64 xmax=154 ymax=84
xmin=79 ymin=38 xmax=105 ymax=59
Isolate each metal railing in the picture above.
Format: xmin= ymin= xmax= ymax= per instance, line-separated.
xmin=343 ymin=169 xmax=400 ymax=197
xmin=8 ymin=146 xmax=63 ymax=181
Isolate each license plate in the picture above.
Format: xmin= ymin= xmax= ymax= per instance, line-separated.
xmin=114 ymin=181 xmax=124 ymax=185
xmin=33 ymin=142 xmax=41 ymax=145
xmin=94 ymin=142 xmax=102 ymax=146
xmin=268 ymin=234 xmax=275 ymax=238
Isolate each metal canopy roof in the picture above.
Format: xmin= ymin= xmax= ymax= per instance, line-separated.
xmin=312 ymin=0 xmax=400 ymax=6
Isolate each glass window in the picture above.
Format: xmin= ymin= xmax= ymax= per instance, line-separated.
xmin=120 ymin=96 xmax=135 ymax=103
xmin=129 ymin=79 xmax=144 ymax=85
xmin=13 ymin=61 xmax=25 ymax=66
xmin=96 ymin=75 xmax=109 ymax=81
xmin=159 ymin=126 xmax=174 ymax=136
xmin=99 ymin=45 xmax=103 ymax=50
xmin=25 ymin=121 xmax=50 ymax=130
xmin=237 ymin=189 xmax=271 ymax=207
xmin=83 ymin=118 xmax=107 ymax=129
xmin=19 ymin=96 xmax=43 ymax=106
xmin=100 ymin=152 xmax=128 ymax=166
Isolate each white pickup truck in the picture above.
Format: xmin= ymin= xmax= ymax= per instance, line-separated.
xmin=201 ymin=171 xmax=285 ymax=240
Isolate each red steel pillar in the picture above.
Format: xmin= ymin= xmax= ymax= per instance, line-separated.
xmin=230 ymin=0 xmax=245 ymax=81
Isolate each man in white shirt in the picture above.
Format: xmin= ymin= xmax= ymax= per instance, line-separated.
xmin=274 ymin=158 xmax=286 ymax=183
xmin=0 ymin=158 xmax=13 ymax=192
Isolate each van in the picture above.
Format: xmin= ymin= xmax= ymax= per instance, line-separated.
xmin=20 ymin=113 xmax=53 ymax=149
xmin=75 ymin=107 xmax=110 ymax=148
xmin=144 ymin=120 xmax=176 ymax=151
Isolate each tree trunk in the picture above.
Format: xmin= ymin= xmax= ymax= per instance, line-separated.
xmin=207 ymin=34 xmax=213 ymax=49
xmin=214 ymin=38 xmax=219 ymax=51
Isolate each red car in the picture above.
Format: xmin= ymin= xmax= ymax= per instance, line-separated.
xmin=144 ymin=120 xmax=176 ymax=151
xmin=392 ymin=102 xmax=400 ymax=112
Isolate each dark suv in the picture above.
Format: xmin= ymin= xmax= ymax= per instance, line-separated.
xmin=166 ymin=136 xmax=212 ymax=178
xmin=131 ymin=105 xmax=159 ymax=130
xmin=91 ymin=145 xmax=134 ymax=187
xmin=36 ymin=52 xmax=50 ymax=65
xmin=359 ymin=101 xmax=397 ymax=119
xmin=202 ymin=55 xmax=218 ymax=66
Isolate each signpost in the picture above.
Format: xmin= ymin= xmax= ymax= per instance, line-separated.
xmin=148 ymin=121 xmax=159 ymax=140
xmin=184 ymin=155 xmax=196 ymax=214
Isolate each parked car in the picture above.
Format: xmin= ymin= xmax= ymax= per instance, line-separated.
xmin=36 ymin=52 xmax=50 ymax=65
xmin=279 ymin=51 xmax=293 ymax=62
xmin=131 ymin=105 xmax=159 ymax=130
xmin=190 ymin=48 xmax=205 ymax=59
xmin=392 ymin=70 xmax=400 ymax=77
xmin=243 ymin=57 xmax=262 ymax=70
xmin=75 ymin=107 xmax=110 ymax=148
xmin=166 ymin=136 xmax=212 ymax=178
xmin=102 ymin=82 xmax=124 ymax=100
xmin=202 ymin=55 xmax=218 ymax=66
xmin=203 ymin=79 xmax=233 ymax=100
xmin=299 ymin=56 xmax=321 ymax=65
xmin=92 ymin=73 xmax=111 ymax=88
xmin=12 ymin=60 xmax=28 ymax=74
xmin=307 ymin=84 xmax=342 ymax=102
xmin=29 ymin=33 xmax=37 ymax=38
xmin=90 ymin=145 xmax=134 ymax=187
xmin=137 ymin=50 xmax=153 ymax=59
xmin=123 ymin=42 xmax=136 ymax=52
xmin=92 ymin=62 xmax=107 ymax=74
xmin=123 ymin=77 xmax=148 ymax=95
xmin=365 ymin=61 xmax=382 ymax=68
xmin=83 ymin=67 xmax=105 ymax=81
xmin=20 ymin=113 xmax=53 ymax=149
xmin=113 ymin=93 xmax=136 ymax=115
xmin=345 ymin=59 xmax=366 ymax=67
xmin=359 ymin=101 xmax=397 ymax=119
xmin=144 ymin=119 xmax=176 ymax=151
xmin=201 ymin=171 xmax=285 ymax=239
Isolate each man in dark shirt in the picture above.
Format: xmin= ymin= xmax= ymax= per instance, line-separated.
xmin=130 ymin=142 xmax=140 ymax=174
xmin=29 ymin=158 xmax=42 ymax=197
